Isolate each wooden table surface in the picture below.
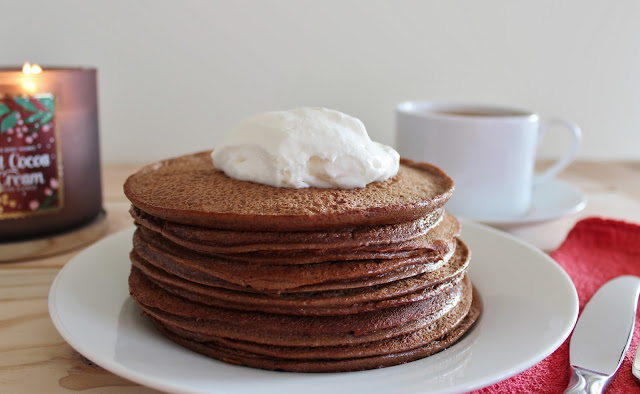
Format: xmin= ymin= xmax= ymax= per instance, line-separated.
xmin=1 ymin=161 xmax=639 ymax=393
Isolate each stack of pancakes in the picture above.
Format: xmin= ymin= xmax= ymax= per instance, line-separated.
xmin=124 ymin=151 xmax=481 ymax=372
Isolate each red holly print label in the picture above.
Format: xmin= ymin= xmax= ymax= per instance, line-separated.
xmin=0 ymin=93 xmax=63 ymax=219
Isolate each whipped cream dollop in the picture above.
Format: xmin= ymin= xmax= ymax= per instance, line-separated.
xmin=211 ymin=107 xmax=400 ymax=189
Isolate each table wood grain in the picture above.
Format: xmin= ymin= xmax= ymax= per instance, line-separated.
xmin=1 ymin=161 xmax=639 ymax=393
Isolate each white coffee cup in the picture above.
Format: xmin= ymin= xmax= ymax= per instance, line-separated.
xmin=395 ymin=101 xmax=582 ymax=219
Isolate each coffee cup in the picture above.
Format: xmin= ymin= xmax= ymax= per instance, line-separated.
xmin=395 ymin=101 xmax=582 ymax=219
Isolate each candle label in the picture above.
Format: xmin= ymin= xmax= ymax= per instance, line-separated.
xmin=0 ymin=93 xmax=63 ymax=219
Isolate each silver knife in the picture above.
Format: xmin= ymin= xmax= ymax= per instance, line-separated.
xmin=565 ymin=275 xmax=640 ymax=394
xmin=632 ymin=340 xmax=640 ymax=382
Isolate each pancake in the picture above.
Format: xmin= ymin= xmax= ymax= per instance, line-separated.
xmin=130 ymin=239 xmax=469 ymax=316
xmin=134 ymin=226 xmax=456 ymax=294
xmin=156 ymin=281 xmax=474 ymax=360
xmin=131 ymin=205 xmax=444 ymax=252
xmin=130 ymin=267 xmax=474 ymax=346
xmin=132 ymin=213 xmax=458 ymax=292
xmin=124 ymin=150 xmax=480 ymax=372
xmin=162 ymin=212 xmax=460 ymax=265
xmin=123 ymin=151 xmax=454 ymax=231
xmin=142 ymin=281 xmax=481 ymax=372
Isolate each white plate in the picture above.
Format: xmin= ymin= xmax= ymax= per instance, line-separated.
xmin=49 ymin=221 xmax=578 ymax=394
xmin=461 ymin=179 xmax=587 ymax=226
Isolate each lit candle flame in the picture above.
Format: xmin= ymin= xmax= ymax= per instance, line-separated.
xmin=21 ymin=62 xmax=42 ymax=92
xmin=22 ymin=62 xmax=43 ymax=74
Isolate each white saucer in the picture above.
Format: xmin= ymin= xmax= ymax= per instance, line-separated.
xmin=460 ymin=179 xmax=586 ymax=226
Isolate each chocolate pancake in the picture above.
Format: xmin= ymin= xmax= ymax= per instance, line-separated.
xmin=124 ymin=150 xmax=480 ymax=373
xmin=156 ymin=280 xmax=473 ymax=360
xmin=166 ymin=212 xmax=460 ymax=265
xmin=131 ymin=205 xmax=444 ymax=253
xmin=123 ymin=151 xmax=454 ymax=231
xmin=129 ymin=267 xmax=463 ymax=340
xmin=133 ymin=223 xmax=457 ymax=293
xmin=130 ymin=267 xmax=474 ymax=345
xmin=134 ymin=227 xmax=455 ymax=294
xmin=130 ymin=239 xmax=469 ymax=316
xmin=145 ymin=282 xmax=481 ymax=372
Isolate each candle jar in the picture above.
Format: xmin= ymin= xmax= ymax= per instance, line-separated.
xmin=0 ymin=67 xmax=102 ymax=242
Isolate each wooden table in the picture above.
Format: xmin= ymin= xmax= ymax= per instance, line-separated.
xmin=1 ymin=161 xmax=639 ymax=393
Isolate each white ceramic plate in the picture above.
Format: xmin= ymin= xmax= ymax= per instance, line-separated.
xmin=461 ymin=179 xmax=587 ymax=226
xmin=49 ymin=221 xmax=578 ymax=394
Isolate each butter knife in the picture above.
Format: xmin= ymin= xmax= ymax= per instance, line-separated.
xmin=632 ymin=340 xmax=640 ymax=382
xmin=565 ymin=275 xmax=640 ymax=394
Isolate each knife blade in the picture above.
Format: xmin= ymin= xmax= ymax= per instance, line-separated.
xmin=565 ymin=275 xmax=640 ymax=394
xmin=632 ymin=339 xmax=640 ymax=383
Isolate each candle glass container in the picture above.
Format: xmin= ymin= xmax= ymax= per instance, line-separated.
xmin=0 ymin=67 xmax=102 ymax=242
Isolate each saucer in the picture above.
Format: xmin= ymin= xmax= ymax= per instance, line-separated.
xmin=459 ymin=179 xmax=586 ymax=226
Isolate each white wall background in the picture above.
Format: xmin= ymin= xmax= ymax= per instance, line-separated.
xmin=2 ymin=1 xmax=639 ymax=163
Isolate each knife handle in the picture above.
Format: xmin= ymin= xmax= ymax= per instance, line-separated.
xmin=565 ymin=366 xmax=610 ymax=394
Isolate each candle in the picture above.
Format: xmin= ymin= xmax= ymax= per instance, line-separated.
xmin=0 ymin=64 xmax=102 ymax=242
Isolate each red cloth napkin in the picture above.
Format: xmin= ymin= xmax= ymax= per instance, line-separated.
xmin=473 ymin=217 xmax=640 ymax=394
